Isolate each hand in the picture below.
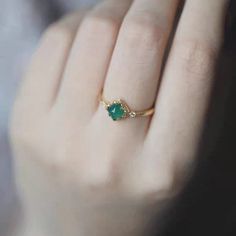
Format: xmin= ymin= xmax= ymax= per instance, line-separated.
xmin=10 ymin=0 xmax=229 ymax=235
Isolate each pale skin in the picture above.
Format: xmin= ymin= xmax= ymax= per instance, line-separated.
xmin=10 ymin=0 xmax=229 ymax=235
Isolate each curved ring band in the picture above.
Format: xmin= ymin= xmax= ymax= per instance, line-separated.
xmin=99 ymin=92 xmax=155 ymax=121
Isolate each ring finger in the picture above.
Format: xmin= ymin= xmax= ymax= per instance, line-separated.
xmin=101 ymin=0 xmax=180 ymax=123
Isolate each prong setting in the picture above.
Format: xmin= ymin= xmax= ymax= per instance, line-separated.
xmin=100 ymin=92 xmax=154 ymax=121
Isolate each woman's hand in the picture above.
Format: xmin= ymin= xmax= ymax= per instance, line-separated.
xmin=10 ymin=0 xmax=229 ymax=235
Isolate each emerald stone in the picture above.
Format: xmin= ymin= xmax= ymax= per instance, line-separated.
xmin=107 ymin=103 xmax=125 ymax=121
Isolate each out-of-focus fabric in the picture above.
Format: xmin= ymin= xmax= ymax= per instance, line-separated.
xmin=0 ymin=0 xmax=98 ymax=235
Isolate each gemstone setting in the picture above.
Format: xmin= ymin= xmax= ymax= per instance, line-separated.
xmin=107 ymin=101 xmax=127 ymax=121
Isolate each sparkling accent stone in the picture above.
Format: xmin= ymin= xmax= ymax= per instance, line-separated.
xmin=129 ymin=112 xmax=136 ymax=118
xmin=107 ymin=103 xmax=125 ymax=121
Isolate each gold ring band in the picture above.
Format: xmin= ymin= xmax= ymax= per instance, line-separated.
xmin=99 ymin=92 xmax=154 ymax=121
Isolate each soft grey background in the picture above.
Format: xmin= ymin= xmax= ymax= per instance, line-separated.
xmin=0 ymin=0 xmax=98 ymax=235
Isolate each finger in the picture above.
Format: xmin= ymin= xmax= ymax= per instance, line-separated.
xmin=17 ymin=12 xmax=85 ymax=112
xmin=147 ymin=0 xmax=229 ymax=164
xmin=102 ymin=0 xmax=180 ymax=115
xmin=56 ymin=0 xmax=133 ymax=120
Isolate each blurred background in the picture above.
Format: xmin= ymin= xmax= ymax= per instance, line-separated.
xmin=0 ymin=0 xmax=236 ymax=236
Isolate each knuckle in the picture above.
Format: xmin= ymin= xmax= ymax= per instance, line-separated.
xmin=11 ymin=122 xmax=66 ymax=171
xmin=10 ymin=123 xmax=38 ymax=156
xmin=174 ymin=39 xmax=219 ymax=78
xmin=10 ymin=102 xmax=41 ymax=149
xmin=80 ymin=160 xmax=118 ymax=192
xmin=81 ymin=13 xmax=119 ymax=38
xmin=138 ymin=169 xmax=176 ymax=202
xmin=123 ymin=14 xmax=166 ymax=48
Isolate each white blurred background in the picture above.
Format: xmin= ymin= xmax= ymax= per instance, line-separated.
xmin=0 ymin=0 xmax=98 ymax=235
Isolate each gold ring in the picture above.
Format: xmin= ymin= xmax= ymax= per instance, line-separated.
xmin=99 ymin=92 xmax=155 ymax=121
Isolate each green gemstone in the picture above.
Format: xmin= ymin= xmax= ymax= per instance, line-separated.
xmin=107 ymin=103 xmax=125 ymax=121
